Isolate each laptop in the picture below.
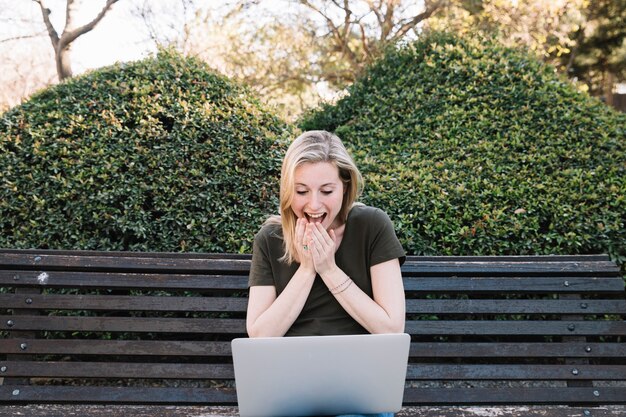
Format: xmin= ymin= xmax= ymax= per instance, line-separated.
xmin=231 ymin=333 xmax=410 ymax=417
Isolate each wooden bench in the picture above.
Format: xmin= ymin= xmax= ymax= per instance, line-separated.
xmin=1 ymin=249 xmax=624 ymax=417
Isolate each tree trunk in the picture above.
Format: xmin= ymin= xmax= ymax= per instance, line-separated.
xmin=604 ymin=71 xmax=615 ymax=107
xmin=55 ymin=43 xmax=73 ymax=81
xmin=34 ymin=0 xmax=119 ymax=82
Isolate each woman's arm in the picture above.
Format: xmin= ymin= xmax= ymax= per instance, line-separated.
xmin=247 ymin=218 xmax=318 ymax=338
xmin=309 ymin=222 xmax=405 ymax=334
xmin=322 ymin=258 xmax=405 ymax=334
xmin=246 ymin=265 xmax=316 ymax=338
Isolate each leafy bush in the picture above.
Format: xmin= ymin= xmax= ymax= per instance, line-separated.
xmin=300 ymin=31 xmax=625 ymax=265
xmin=0 ymin=49 xmax=292 ymax=252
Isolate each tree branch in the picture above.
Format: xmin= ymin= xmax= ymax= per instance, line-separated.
xmin=341 ymin=0 xmax=351 ymax=42
xmin=33 ymin=0 xmax=60 ymax=49
xmin=0 ymin=32 xmax=47 ymax=44
xmin=299 ymin=0 xmax=360 ymax=68
xmin=299 ymin=0 xmax=342 ymax=42
xmin=382 ymin=0 xmax=396 ymax=40
xmin=391 ymin=0 xmax=446 ymax=41
xmin=364 ymin=0 xmax=384 ymax=30
xmin=61 ymin=0 xmax=120 ymax=46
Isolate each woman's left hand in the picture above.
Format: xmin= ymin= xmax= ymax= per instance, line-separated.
xmin=307 ymin=222 xmax=337 ymax=276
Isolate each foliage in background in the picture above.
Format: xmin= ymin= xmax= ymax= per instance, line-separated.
xmin=428 ymin=0 xmax=626 ymax=105
xmin=562 ymin=0 xmax=626 ymax=101
xmin=300 ymin=31 xmax=626 ymax=266
xmin=0 ymin=49 xmax=292 ymax=253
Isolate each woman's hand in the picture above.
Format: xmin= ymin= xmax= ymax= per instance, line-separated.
xmin=296 ymin=218 xmax=315 ymax=272
xmin=307 ymin=222 xmax=338 ymax=276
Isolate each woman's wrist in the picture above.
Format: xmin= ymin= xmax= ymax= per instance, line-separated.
xmin=320 ymin=266 xmax=349 ymax=290
xmin=298 ymin=262 xmax=316 ymax=277
xmin=328 ymin=276 xmax=353 ymax=294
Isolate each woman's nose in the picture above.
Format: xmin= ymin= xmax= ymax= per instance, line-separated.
xmin=307 ymin=193 xmax=321 ymax=210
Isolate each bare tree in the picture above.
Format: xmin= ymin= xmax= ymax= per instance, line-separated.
xmin=297 ymin=0 xmax=448 ymax=85
xmin=132 ymin=0 xmax=449 ymax=118
xmin=32 ymin=0 xmax=120 ymax=81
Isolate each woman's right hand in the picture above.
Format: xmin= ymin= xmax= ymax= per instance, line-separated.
xmin=295 ymin=217 xmax=315 ymax=272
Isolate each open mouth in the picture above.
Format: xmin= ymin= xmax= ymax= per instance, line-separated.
xmin=305 ymin=212 xmax=327 ymax=224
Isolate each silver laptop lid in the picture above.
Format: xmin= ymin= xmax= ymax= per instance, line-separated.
xmin=232 ymin=333 xmax=410 ymax=417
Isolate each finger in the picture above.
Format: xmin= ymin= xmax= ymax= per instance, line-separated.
xmin=308 ymin=225 xmax=325 ymax=250
xmin=296 ymin=219 xmax=308 ymax=246
xmin=310 ymin=229 xmax=333 ymax=259
xmin=312 ymin=223 xmax=333 ymax=247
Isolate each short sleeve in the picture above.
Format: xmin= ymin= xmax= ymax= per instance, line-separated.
xmin=248 ymin=226 xmax=277 ymax=287
xmin=369 ymin=208 xmax=406 ymax=267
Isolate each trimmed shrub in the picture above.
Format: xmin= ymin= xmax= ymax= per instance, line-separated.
xmin=300 ymin=31 xmax=625 ymax=265
xmin=0 ymin=49 xmax=292 ymax=252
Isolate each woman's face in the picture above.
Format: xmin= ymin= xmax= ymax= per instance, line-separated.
xmin=291 ymin=162 xmax=345 ymax=230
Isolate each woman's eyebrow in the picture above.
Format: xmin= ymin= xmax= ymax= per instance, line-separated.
xmin=295 ymin=183 xmax=337 ymax=187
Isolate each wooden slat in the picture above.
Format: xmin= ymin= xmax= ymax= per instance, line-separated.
xmin=1 ymin=251 xmax=618 ymax=277
xmin=397 ymin=406 xmax=626 ymax=417
xmin=0 ymin=385 xmax=238 ymax=404
xmin=406 ymin=255 xmax=612 ymax=262
xmin=405 ymin=299 xmax=626 ymax=314
xmin=403 ymin=277 xmax=625 ymax=293
xmin=4 ymin=271 xmax=622 ymax=293
xmin=0 ymin=339 xmax=232 ymax=356
xmin=0 ymin=361 xmax=234 ymax=379
xmin=0 ymin=405 xmax=241 ymax=417
xmin=401 ymin=260 xmax=620 ymax=276
xmin=0 ymin=315 xmax=247 ymax=334
xmin=0 ymin=253 xmax=251 ymax=274
xmin=4 ymin=295 xmax=624 ymax=315
xmin=3 ymin=385 xmax=624 ymax=406
xmin=0 ymin=294 xmax=248 ymax=312
xmin=0 ymin=249 xmax=609 ymax=262
xmin=404 ymin=320 xmax=626 ymax=336
xmin=408 ymin=342 xmax=626 ymax=358
xmin=0 ymin=271 xmax=248 ymax=290
xmin=2 ymin=405 xmax=625 ymax=417
xmin=3 ymin=316 xmax=624 ymax=336
xmin=0 ymin=249 xmax=250 ymax=260
xmin=402 ymin=387 xmax=626 ymax=405
xmin=2 ymin=340 xmax=623 ymax=359
xmin=7 ymin=362 xmax=612 ymax=383
xmin=405 ymin=364 xmax=626 ymax=380
xmin=0 ymin=316 xmax=626 ymax=336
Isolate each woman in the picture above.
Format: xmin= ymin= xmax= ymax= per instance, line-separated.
xmin=246 ymin=130 xmax=406 ymax=416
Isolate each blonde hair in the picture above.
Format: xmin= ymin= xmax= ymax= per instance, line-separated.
xmin=267 ymin=130 xmax=363 ymax=264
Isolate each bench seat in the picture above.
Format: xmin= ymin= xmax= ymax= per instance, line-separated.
xmin=1 ymin=250 xmax=624 ymax=416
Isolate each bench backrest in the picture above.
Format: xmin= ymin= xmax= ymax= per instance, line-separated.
xmin=1 ymin=250 xmax=624 ymax=405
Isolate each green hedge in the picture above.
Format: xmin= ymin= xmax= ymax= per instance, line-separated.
xmin=300 ymin=31 xmax=625 ymax=265
xmin=0 ymin=49 xmax=292 ymax=252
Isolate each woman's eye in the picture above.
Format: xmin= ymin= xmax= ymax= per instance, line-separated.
xmin=296 ymin=190 xmax=307 ymax=195
xmin=321 ymin=190 xmax=333 ymax=195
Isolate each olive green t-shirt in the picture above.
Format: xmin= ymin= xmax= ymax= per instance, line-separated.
xmin=249 ymin=205 xmax=406 ymax=336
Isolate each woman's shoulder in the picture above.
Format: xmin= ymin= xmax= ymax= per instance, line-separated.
xmin=348 ymin=204 xmax=390 ymax=223
xmin=255 ymin=217 xmax=283 ymax=241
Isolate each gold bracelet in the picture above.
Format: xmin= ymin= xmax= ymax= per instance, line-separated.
xmin=331 ymin=279 xmax=353 ymax=295
xmin=329 ymin=277 xmax=352 ymax=294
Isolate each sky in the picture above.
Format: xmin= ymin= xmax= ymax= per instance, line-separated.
xmin=1 ymin=0 xmax=428 ymax=74
xmin=68 ymin=2 xmax=155 ymax=72
xmin=1 ymin=0 xmax=160 ymax=74
xmin=0 ymin=0 xmax=304 ymax=75
xmin=0 ymin=0 xmax=324 ymax=109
